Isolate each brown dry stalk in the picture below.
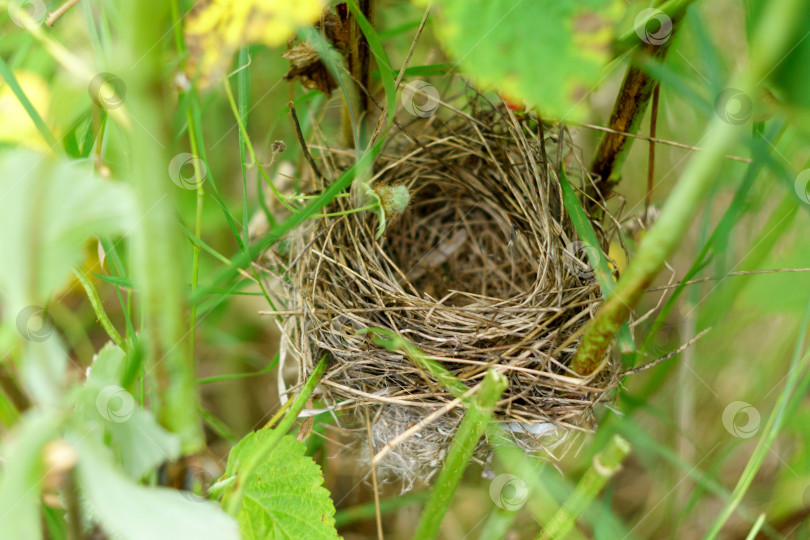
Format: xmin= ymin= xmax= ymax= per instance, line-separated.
xmin=589 ymin=7 xmax=689 ymax=202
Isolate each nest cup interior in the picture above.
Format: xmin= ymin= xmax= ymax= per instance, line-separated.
xmin=271 ymin=96 xmax=619 ymax=483
xmin=385 ymin=171 xmax=539 ymax=305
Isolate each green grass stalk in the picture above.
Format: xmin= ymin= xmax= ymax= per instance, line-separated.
xmin=538 ymin=435 xmax=631 ymax=540
xmin=571 ymin=0 xmax=807 ymax=375
xmin=413 ymin=369 xmax=508 ymax=540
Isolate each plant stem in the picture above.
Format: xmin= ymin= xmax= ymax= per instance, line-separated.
xmin=589 ymin=4 xmax=690 ymax=202
xmin=477 ymin=505 xmax=521 ymax=540
xmin=612 ymin=0 xmax=695 ymax=55
xmin=223 ymin=80 xmax=294 ymax=212
xmin=123 ymin=1 xmax=203 ymax=452
xmin=185 ymin=105 xmax=205 ymax=361
xmin=537 ymin=435 xmax=631 ymax=540
xmin=223 ymin=354 xmax=329 ymax=516
xmin=413 ymin=369 xmax=508 ymax=540
xmin=571 ymin=0 xmax=806 ymax=375
xmin=72 ymin=268 xmax=126 ymax=350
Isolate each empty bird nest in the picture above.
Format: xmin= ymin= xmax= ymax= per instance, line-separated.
xmin=263 ymin=86 xmax=624 ymax=486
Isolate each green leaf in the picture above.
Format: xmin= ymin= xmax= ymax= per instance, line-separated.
xmin=558 ymin=167 xmax=634 ymax=354
xmin=747 ymin=0 xmax=810 ymax=119
xmin=79 ymin=342 xmax=181 ymax=479
xmin=22 ymin=336 xmax=69 ymax=409
xmin=0 ymin=149 xmax=136 ymax=312
xmin=224 ymin=432 xmax=338 ymax=540
xmin=422 ymin=0 xmax=622 ymax=120
xmin=0 ymin=412 xmax=61 ymax=540
xmin=75 ymin=438 xmax=239 ymax=540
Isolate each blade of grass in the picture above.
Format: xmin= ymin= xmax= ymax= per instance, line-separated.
xmin=335 ymin=492 xmax=428 ymax=527
xmin=705 ymin=298 xmax=810 ymax=538
xmin=199 ymin=405 xmax=239 ymax=445
xmin=413 ymin=369 xmax=508 ymax=540
xmin=0 ymin=55 xmax=59 ymax=149
xmin=538 ymin=435 xmax=631 ymax=540
xmin=613 ymin=416 xmax=782 ymax=539
xmin=197 ymin=351 xmax=280 ymax=385
xmin=477 ymin=505 xmax=521 ymax=540
xmin=185 ymin=98 xmax=206 ymax=360
xmin=237 ymin=46 xmax=253 ymax=248
xmin=98 ymin=237 xmax=136 ymax=340
xmin=559 ymin=167 xmax=634 ymax=354
xmin=193 ymin=138 xmax=384 ymax=301
xmin=378 ymin=19 xmax=422 ymax=40
xmin=347 ymin=0 xmax=395 ymax=125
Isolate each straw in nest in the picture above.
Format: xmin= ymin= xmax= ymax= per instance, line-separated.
xmin=266 ymin=91 xmax=621 ymax=486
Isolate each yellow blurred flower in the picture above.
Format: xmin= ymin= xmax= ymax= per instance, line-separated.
xmin=0 ymin=70 xmax=51 ymax=151
xmin=185 ymin=0 xmax=324 ymax=90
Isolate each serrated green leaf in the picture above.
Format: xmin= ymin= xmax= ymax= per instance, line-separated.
xmin=225 ymin=432 xmax=339 ymax=540
xmin=423 ymin=0 xmax=622 ymax=120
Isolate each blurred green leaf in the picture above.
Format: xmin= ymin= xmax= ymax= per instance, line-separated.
xmin=748 ymin=1 xmax=810 ymax=113
xmin=224 ymin=432 xmax=338 ymax=540
xmin=0 ymin=412 xmax=61 ymax=540
xmin=422 ymin=0 xmax=622 ymax=120
xmin=0 ymin=150 xmax=136 ymax=313
xmin=22 ymin=336 xmax=68 ymax=409
xmin=78 ymin=342 xmax=181 ymax=479
xmin=75 ymin=438 xmax=239 ymax=540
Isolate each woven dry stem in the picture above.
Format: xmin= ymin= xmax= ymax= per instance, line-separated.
xmin=265 ymin=89 xmax=622 ymax=486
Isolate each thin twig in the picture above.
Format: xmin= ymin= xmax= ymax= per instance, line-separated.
xmin=646 ymin=84 xmax=660 ymax=222
xmin=289 ymin=101 xmax=326 ymax=183
xmin=570 ymin=122 xmax=752 ymax=163
xmin=46 ymin=0 xmax=81 ymax=27
xmin=620 ymin=327 xmax=711 ymax=376
xmin=364 ymin=409 xmax=384 ymax=540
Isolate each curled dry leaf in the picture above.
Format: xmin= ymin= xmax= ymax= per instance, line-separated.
xmin=185 ymin=0 xmax=324 ymax=90
xmin=283 ymin=4 xmax=351 ymax=94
